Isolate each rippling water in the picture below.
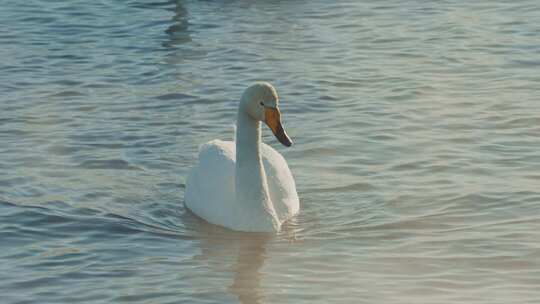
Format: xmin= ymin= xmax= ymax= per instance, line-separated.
xmin=1 ymin=0 xmax=540 ymax=303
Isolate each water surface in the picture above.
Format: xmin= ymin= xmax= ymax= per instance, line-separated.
xmin=1 ymin=0 xmax=540 ymax=303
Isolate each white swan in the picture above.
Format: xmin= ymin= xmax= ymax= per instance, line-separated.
xmin=185 ymin=82 xmax=299 ymax=232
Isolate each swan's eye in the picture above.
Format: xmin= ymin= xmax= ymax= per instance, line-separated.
xmin=260 ymin=102 xmax=264 ymax=106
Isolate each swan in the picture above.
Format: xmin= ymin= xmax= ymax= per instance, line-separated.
xmin=185 ymin=82 xmax=299 ymax=232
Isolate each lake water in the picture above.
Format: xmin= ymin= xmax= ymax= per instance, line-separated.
xmin=1 ymin=0 xmax=540 ymax=303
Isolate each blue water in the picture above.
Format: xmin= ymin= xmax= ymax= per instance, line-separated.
xmin=1 ymin=0 xmax=540 ymax=303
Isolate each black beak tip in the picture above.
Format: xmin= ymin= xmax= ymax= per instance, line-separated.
xmin=269 ymin=121 xmax=293 ymax=147
xmin=280 ymin=137 xmax=293 ymax=147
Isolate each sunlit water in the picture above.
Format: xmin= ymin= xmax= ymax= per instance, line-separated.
xmin=1 ymin=0 xmax=540 ymax=303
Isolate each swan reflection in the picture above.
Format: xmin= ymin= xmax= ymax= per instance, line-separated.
xmin=228 ymin=234 xmax=268 ymax=304
xmin=189 ymin=214 xmax=270 ymax=304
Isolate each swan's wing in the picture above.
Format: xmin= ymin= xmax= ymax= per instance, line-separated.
xmin=261 ymin=143 xmax=300 ymax=221
xmin=185 ymin=140 xmax=236 ymax=225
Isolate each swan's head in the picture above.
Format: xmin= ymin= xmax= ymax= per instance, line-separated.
xmin=240 ymin=82 xmax=293 ymax=147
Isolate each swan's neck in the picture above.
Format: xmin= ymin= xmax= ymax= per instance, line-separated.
xmin=235 ymin=111 xmax=279 ymax=229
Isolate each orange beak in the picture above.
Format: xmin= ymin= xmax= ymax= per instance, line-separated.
xmin=264 ymin=107 xmax=293 ymax=147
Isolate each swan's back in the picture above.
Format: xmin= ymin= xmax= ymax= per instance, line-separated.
xmin=185 ymin=140 xmax=299 ymax=230
xmin=185 ymin=140 xmax=237 ymax=228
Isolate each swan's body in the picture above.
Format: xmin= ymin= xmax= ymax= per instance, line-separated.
xmin=185 ymin=140 xmax=299 ymax=231
xmin=185 ymin=83 xmax=299 ymax=232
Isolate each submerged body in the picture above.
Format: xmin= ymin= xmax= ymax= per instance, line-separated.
xmin=185 ymin=83 xmax=299 ymax=232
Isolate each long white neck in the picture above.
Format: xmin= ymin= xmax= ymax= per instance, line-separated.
xmin=235 ymin=110 xmax=279 ymax=231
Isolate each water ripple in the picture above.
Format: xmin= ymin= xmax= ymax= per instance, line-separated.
xmin=1 ymin=0 xmax=540 ymax=303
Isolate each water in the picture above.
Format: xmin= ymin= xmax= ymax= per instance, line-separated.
xmin=1 ymin=0 xmax=540 ymax=303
